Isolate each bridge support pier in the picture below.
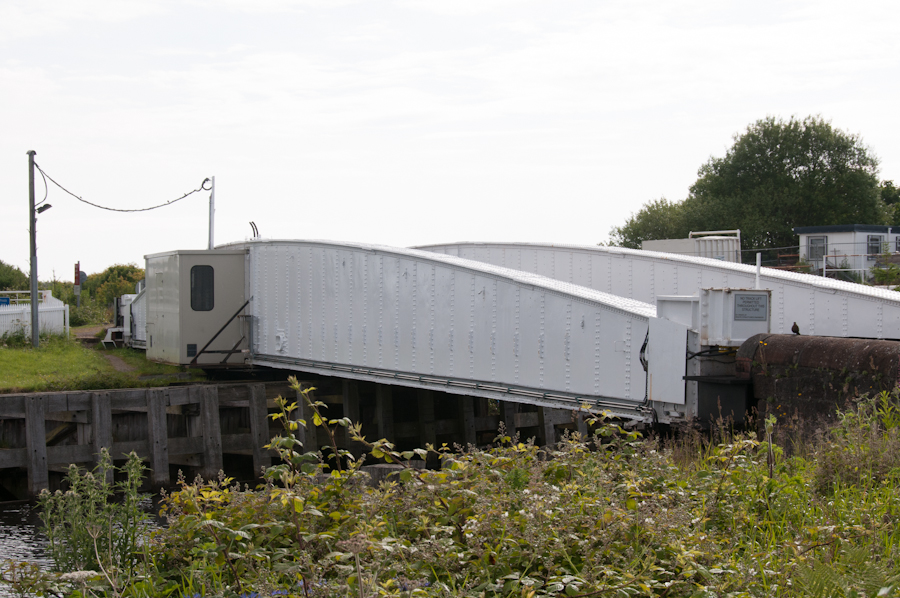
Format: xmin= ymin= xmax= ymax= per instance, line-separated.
xmin=575 ymin=412 xmax=588 ymax=438
xmin=375 ymin=386 xmax=394 ymax=443
xmin=457 ymin=396 xmax=476 ymax=447
xmin=537 ymin=407 xmax=556 ymax=447
xmin=248 ymin=384 xmax=272 ymax=475
xmin=343 ymin=380 xmax=364 ymax=458
xmin=298 ymin=387 xmax=319 ymax=452
xmin=500 ymin=401 xmax=517 ymax=440
xmin=417 ymin=390 xmax=436 ymax=449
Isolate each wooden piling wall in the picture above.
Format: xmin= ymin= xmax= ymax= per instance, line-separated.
xmin=0 ymin=377 xmax=586 ymax=500
xmin=0 ymin=382 xmax=291 ymax=498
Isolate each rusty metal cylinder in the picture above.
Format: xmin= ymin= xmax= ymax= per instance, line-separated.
xmin=736 ymin=333 xmax=900 ymax=414
xmin=738 ymin=334 xmax=900 ymax=380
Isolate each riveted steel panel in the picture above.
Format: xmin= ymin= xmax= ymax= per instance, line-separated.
xmin=419 ymin=242 xmax=900 ymax=340
xmin=648 ymin=317 xmax=688 ymax=405
xmin=228 ymin=239 xmax=660 ymax=408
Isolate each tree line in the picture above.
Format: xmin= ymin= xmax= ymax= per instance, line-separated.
xmin=0 ymin=261 xmax=143 ymax=326
xmin=609 ymin=116 xmax=897 ymax=263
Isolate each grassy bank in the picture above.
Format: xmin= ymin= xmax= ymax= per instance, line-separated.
xmin=4 ymin=379 xmax=900 ymax=597
xmin=0 ymin=333 xmax=200 ymax=393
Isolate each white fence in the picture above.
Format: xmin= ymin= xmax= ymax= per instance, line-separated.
xmin=0 ymin=291 xmax=69 ymax=338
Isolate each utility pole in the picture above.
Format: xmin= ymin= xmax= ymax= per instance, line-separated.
xmin=28 ymin=150 xmax=38 ymax=348
xmin=208 ymin=176 xmax=215 ymax=250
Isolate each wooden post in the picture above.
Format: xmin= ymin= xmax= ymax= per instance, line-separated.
xmin=343 ymin=380 xmax=363 ymax=457
xmin=375 ymin=385 xmax=394 ymax=442
xmin=91 ymin=392 xmax=113 ymax=483
xmin=199 ymin=386 xmax=223 ymax=479
xmin=146 ymin=389 xmax=170 ymax=487
xmin=417 ymin=389 xmax=436 ymax=449
xmin=458 ymin=395 xmax=476 ymax=447
xmin=500 ymin=400 xmax=517 ymax=441
xmin=248 ymin=384 xmax=271 ymax=476
xmin=25 ymin=395 xmax=48 ymax=497
xmin=76 ymin=392 xmax=92 ymax=448
xmin=537 ymin=406 xmax=556 ymax=448
xmin=575 ymin=410 xmax=588 ymax=438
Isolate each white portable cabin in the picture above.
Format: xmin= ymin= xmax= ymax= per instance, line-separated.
xmin=794 ymin=224 xmax=900 ymax=278
xmin=641 ymin=230 xmax=742 ymax=263
xmin=144 ymin=249 xmax=248 ymax=366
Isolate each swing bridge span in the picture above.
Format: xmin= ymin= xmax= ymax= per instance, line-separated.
xmin=130 ymin=239 xmax=900 ymax=425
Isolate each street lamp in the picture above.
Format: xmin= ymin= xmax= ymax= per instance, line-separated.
xmin=28 ymin=150 xmax=51 ymax=348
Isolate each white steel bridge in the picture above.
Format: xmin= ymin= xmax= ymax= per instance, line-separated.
xmin=141 ymin=239 xmax=900 ymax=425
xmin=419 ymin=242 xmax=900 ymax=340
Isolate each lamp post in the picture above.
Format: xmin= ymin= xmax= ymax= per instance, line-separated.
xmin=28 ymin=150 xmax=51 ymax=348
xmin=28 ymin=150 xmax=38 ymax=348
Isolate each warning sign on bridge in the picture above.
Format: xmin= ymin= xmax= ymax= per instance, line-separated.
xmin=734 ymin=293 xmax=768 ymax=321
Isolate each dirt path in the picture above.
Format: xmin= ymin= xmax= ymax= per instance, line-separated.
xmin=73 ymin=325 xmax=107 ymax=342
xmin=102 ymin=353 xmax=137 ymax=372
xmin=73 ymin=325 xmax=137 ymax=372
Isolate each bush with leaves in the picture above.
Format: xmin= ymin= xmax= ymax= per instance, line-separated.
xmin=82 ymin=264 xmax=143 ymax=308
xmin=6 ymin=379 xmax=900 ymax=597
xmin=0 ymin=259 xmax=29 ymax=291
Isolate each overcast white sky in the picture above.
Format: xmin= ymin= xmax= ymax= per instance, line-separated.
xmin=3 ymin=0 xmax=899 ymax=281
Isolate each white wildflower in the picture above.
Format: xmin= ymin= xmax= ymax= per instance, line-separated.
xmin=60 ymin=571 xmax=99 ymax=583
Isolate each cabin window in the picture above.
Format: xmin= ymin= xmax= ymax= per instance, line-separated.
xmin=191 ymin=265 xmax=214 ymax=311
xmin=808 ymin=236 xmax=827 ymax=262
xmin=868 ymin=235 xmax=884 ymax=260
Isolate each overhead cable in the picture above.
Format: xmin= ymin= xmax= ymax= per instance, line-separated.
xmin=34 ymin=163 xmax=211 ymax=213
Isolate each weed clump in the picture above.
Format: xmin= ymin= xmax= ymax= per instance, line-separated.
xmin=4 ymin=379 xmax=900 ymax=596
xmin=813 ymin=389 xmax=900 ymax=494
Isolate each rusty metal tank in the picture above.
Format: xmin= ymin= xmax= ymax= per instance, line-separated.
xmin=736 ymin=333 xmax=900 ymax=420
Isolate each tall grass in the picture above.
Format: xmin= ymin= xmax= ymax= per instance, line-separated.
xmin=3 ymin=382 xmax=900 ymax=597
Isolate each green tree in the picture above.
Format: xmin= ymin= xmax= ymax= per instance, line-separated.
xmin=609 ymin=198 xmax=692 ymax=249
xmin=0 ymin=260 xmax=29 ymax=291
xmin=881 ymin=180 xmax=900 ymax=225
xmin=83 ymin=264 xmax=144 ymax=308
xmin=610 ymin=116 xmax=887 ymax=260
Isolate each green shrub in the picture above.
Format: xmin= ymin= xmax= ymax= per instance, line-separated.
xmin=82 ymin=264 xmax=143 ymax=309
xmin=1 ymin=327 xmax=62 ymax=348
xmin=814 ymin=390 xmax=900 ymax=494
xmin=69 ymin=297 xmax=110 ymax=326
xmin=35 ymin=450 xmax=150 ymax=596
xmin=6 ymin=379 xmax=900 ymax=596
xmin=0 ymin=260 xmax=28 ymax=291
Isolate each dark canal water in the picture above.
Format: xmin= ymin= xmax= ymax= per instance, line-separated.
xmin=0 ymin=499 xmax=164 ymax=597
xmin=0 ymin=502 xmax=50 ymax=566
xmin=0 ymin=502 xmax=51 ymax=598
